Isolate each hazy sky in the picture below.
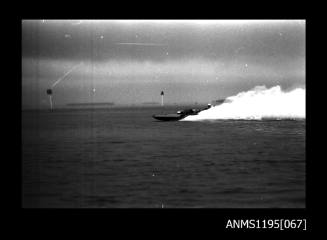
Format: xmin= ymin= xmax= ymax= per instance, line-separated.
xmin=22 ymin=20 xmax=305 ymax=108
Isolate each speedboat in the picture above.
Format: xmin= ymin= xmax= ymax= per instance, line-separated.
xmin=152 ymin=104 xmax=211 ymax=121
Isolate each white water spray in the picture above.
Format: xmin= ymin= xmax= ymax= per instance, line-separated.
xmin=182 ymin=85 xmax=305 ymax=121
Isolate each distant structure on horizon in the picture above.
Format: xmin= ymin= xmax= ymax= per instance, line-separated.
xmin=46 ymin=89 xmax=53 ymax=110
xmin=161 ymin=91 xmax=164 ymax=106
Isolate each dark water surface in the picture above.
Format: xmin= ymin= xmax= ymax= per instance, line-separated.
xmin=22 ymin=106 xmax=305 ymax=208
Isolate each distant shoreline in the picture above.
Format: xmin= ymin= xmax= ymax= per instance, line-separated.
xmin=21 ymin=103 xmax=206 ymax=111
xmin=66 ymin=102 xmax=115 ymax=106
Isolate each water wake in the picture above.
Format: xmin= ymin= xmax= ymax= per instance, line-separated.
xmin=182 ymin=85 xmax=305 ymax=121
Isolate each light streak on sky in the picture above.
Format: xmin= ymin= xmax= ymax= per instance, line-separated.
xmin=51 ymin=62 xmax=83 ymax=88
